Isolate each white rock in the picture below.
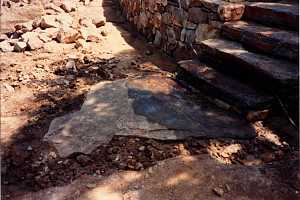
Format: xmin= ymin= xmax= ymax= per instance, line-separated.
xmin=0 ymin=40 xmax=14 ymax=52
xmin=40 ymin=15 xmax=60 ymax=29
xmin=14 ymin=41 xmax=27 ymax=52
xmin=57 ymin=27 xmax=79 ymax=43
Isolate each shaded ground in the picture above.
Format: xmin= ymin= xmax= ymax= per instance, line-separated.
xmin=1 ymin=0 xmax=299 ymax=199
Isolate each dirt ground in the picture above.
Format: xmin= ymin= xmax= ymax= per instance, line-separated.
xmin=0 ymin=0 xmax=299 ymax=199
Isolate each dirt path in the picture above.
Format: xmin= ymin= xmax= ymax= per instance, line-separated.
xmin=1 ymin=0 xmax=299 ymax=199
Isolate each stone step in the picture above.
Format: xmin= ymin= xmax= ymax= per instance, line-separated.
xmin=199 ymin=38 xmax=299 ymax=91
xmin=177 ymin=59 xmax=274 ymax=111
xmin=243 ymin=1 xmax=299 ymax=30
xmin=222 ymin=20 xmax=299 ymax=63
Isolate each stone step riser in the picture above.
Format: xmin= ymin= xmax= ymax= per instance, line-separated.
xmin=198 ymin=39 xmax=299 ymax=93
xmin=176 ymin=60 xmax=274 ymax=113
xmin=221 ymin=21 xmax=299 ymax=63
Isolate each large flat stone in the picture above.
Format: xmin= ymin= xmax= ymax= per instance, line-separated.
xmin=44 ymin=76 xmax=255 ymax=157
xmin=222 ymin=20 xmax=299 ymax=63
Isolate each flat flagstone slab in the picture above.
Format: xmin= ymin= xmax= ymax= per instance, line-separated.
xmin=44 ymin=75 xmax=256 ymax=157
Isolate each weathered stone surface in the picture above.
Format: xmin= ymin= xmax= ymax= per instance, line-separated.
xmin=200 ymin=39 xmax=299 ymax=89
xmin=57 ymin=27 xmax=79 ymax=43
xmin=177 ymin=60 xmax=274 ymax=110
xmin=14 ymin=41 xmax=27 ymax=52
xmin=218 ymin=3 xmax=245 ymax=22
xmin=195 ymin=24 xmax=219 ymax=43
xmin=244 ymin=1 xmax=299 ymax=30
xmin=44 ymin=75 xmax=255 ymax=157
xmin=0 ymin=40 xmax=14 ymax=52
xmin=222 ymin=20 xmax=299 ymax=63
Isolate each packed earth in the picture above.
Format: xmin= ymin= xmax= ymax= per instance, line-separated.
xmin=0 ymin=0 xmax=299 ymax=200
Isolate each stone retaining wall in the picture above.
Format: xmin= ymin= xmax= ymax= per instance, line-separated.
xmin=118 ymin=0 xmax=245 ymax=60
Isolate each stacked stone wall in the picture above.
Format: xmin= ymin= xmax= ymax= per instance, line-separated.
xmin=118 ymin=0 xmax=244 ymax=59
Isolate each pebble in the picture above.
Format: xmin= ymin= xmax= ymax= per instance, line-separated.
xmin=27 ymin=145 xmax=33 ymax=151
xmin=213 ymin=187 xmax=225 ymax=197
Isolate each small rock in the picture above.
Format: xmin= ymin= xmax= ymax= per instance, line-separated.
xmin=79 ymin=18 xmax=95 ymax=28
xmin=27 ymin=145 xmax=33 ymax=151
xmin=138 ymin=146 xmax=146 ymax=151
xmin=84 ymin=0 xmax=90 ymax=6
xmin=0 ymin=34 xmax=9 ymax=42
xmin=79 ymin=26 xmax=101 ymax=42
xmin=61 ymin=0 xmax=76 ymax=13
xmin=86 ymin=183 xmax=96 ymax=189
xmin=213 ymin=187 xmax=225 ymax=197
xmin=57 ymin=27 xmax=79 ymax=43
xmin=32 ymin=18 xmax=42 ymax=29
xmin=76 ymin=154 xmax=91 ymax=165
xmin=14 ymin=41 xmax=27 ymax=52
xmin=65 ymin=59 xmax=77 ymax=71
xmin=3 ymin=83 xmax=15 ymax=92
xmin=92 ymin=18 xmax=106 ymax=28
xmin=100 ymin=30 xmax=108 ymax=36
xmin=40 ymin=15 xmax=60 ymax=29
xmin=45 ymin=3 xmax=65 ymax=14
xmin=0 ymin=40 xmax=14 ymax=52
xmin=75 ymin=38 xmax=87 ymax=49
xmin=145 ymin=50 xmax=153 ymax=56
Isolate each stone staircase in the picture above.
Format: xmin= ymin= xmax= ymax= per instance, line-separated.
xmin=177 ymin=0 xmax=299 ymax=122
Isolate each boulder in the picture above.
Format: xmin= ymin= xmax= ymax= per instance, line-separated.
xmin=14 ymin=42 xmax=27 ymax=52
xmin=0 ymin=41 xmax=14 ymax=52
xmin=57 ymin=27 xmax=79 ymax=43
xmin=27 ymin=36 xmax=44 ymax=50
xmin=218 ymin=3 xmax=245 ymax=21
xmin=40 ymin=15 xmax=60 ymax=29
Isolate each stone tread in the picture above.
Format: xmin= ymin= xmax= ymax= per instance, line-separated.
xmin=244 ymin=1 xmax=299 ymax=30
xmin=222 ymin=20 xmax=299 ymax=62
xmin=177 ymin=59 xmax=274 ymax=110
xmin=200 ymin=38 xmax=299 ymax=89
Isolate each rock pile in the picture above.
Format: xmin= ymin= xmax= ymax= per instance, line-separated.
xmin=0 ymin=0 xmax=106 ymax=53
